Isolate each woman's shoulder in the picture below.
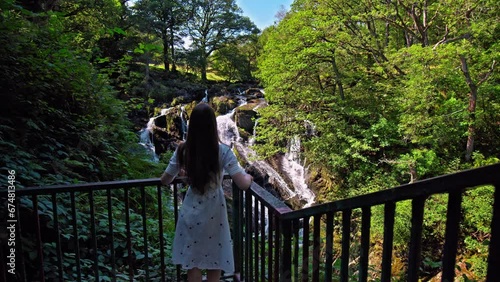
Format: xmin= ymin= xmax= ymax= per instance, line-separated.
xmin=218 ymin=143 xmax=232 ymax=158
xmin=219 ymin=143 xmax=231 ymax=150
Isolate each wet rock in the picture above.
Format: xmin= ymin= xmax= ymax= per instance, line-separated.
xmin=211 ymin=96 xmax=237 ymax=116
xmin=150 ymin=107 xmax=185 ymax=155
xmin=245 ymin=88 xmax=264 ymax=99
xmin=234 ymin=104 xmax=258 ymax=140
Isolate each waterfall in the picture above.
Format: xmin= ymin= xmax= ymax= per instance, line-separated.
xmin=248 ymin=118 xmax=258 ymax=146
xmin=217 ymin=106 xmax=243 ymax=146
xmin=139 ymin=106 xmax=188 ymax=161
xmin=160 ymin=107 xmax=173 ymax=115
xmin=138 ymin=90 xmax=315 ymax=209
xmin=180 ymin=106 xmax=187 ymax=140
xmin=304 ymin=119 xmax=317 ymax=137
xmin=280 ymin=136 xmax=315 ymax=208
xmin=138 ymin=117 xmax=159 ymax=162
xmin=202 ymin=90 xmax=208 ymax=103
xmin=217 ymin=99 xmax=315 ymax=207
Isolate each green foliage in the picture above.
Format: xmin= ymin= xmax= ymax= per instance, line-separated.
xmin=15 ymin=185 xmax=176 ymax=281
xmin=255 ymin=0 xmax=499 ymax=279
xmin=212 ymin=44 xmax=251 ymax=82
xmin=186 ymin=0 xmax=258 ymax=81
xmin=0 ymin=3 xmax=131 ymax=186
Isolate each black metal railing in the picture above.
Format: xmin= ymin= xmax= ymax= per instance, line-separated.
xmin=2 ymin=163 xmax=499 ymax=281
xmin=0 ymin=177 xmax=197 ymax=282
xmin=232 ymin=163 xmax=500 ymax=282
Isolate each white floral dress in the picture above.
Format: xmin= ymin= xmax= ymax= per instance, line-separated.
xmin=164 ymin=143 xmax=244 ymax=274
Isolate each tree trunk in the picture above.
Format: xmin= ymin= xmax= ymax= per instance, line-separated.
xmin=169 ymin=9 xmax=177 ymax=73
xmin=384 ymin=0 xmax=391 ymax=48
xmin=459 ymin=55 xmax=477 ymax=162
xmin=170 ymin=31 xmax=176 ymax=72
xmin=201 ymin=41 xmax=208 ymax=81
xmin=162 ymin=33 xmax=170 ymax=74
xmin=201 ymin=56 xmax=208 ymax=81
xmin=330 ymin=49 xmax=345 ymax=100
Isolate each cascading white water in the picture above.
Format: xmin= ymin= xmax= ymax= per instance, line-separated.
xmin=280 ymin=136 xmax=315 ymax=207
xmin=202 ymin=90 xmax=209 ymax=103
xmin=217 ymin=106 xmax=243 ymax=146
xmin=217 ymin=99 xmax=315 ymax=208
xmin=139 ymin=117 xmax=159 ymax=162
xmin=180 ymin=106 xmax=187 ymax=140
xmin=139 ymin=91 xmax=315 ymax=208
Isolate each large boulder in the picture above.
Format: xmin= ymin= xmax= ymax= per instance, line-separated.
xmin=150 ymin=107 xmax=186 ymax=155
xmin=211 ymin=96 xmax=237 ymax=116
xmin=234 ymin=103 xmax=258 ymax=141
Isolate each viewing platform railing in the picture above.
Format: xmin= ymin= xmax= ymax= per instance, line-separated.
xmin=1 ymin=163 xmax=499 ymax=281
xmin=233 ymin=163 xmax=499 ymax=282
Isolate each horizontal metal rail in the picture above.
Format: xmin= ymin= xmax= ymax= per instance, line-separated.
xmin=2 ymin=163 xmax=499 ymax=281
xmin=0 ymin=177 xmax=191 ymax=281
xmin=232 ymin=163 xmax=500 ymax=282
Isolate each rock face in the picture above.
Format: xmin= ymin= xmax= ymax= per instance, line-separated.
xmin=234 ymin=103 xmax=258 ymax=141
xmin=148 ymin=95 xmax=241 ymax=155
xmin=245 ymin=88 xmax=264 ymax=99
xmin=150 ymin=107 xmax=185 ymax=155
xmin=144 ymin=88 xmax=315 ymax=207
xmin=211 ymin=96 xmax=237 ymax=115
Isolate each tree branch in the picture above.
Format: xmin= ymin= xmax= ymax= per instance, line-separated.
xmin=477 ymin=60 xmax=497 ymax=86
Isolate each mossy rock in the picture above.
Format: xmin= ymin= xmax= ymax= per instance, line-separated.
xmin=211 ymin=96 xmax=237 ymax=116
xmin=235 ymin=105 xmax=258 ymax=135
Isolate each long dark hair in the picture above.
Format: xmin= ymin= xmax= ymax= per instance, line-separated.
xmin=177 ymin=103 xmax=220 ymax=194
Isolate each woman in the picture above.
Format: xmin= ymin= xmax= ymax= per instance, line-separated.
xmin=161 ymin=103 xmax=252 ymax=282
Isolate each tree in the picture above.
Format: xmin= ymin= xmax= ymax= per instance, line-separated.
xmin=132 ymin=0 xmax=193 ymax=74
xmin=211 ymin=33 xmax=259 ymax=82
xmin=186 ymin=0 xmax=257 ymax=81
xmin=256 ymin=0 xmax=498 ymax=277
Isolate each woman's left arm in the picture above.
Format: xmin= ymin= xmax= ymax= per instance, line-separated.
xmin=160 ymin=172 xmax=176 ymax=186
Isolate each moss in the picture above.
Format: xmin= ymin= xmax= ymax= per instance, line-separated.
xmin=211 ymin=96 xmax=237 ymax=115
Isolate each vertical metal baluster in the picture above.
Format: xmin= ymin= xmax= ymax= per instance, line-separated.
xmin=293 ymin=219 xmax=299 ymax=282
xmin=51 ymin=194 xmax=63 ymax=280
xmin=487 ymin=183 xmax=500 ymax=282
xmin=312 ymin=215 xmax=320 ymax=281
xmin=442 ymin=190 xmax=463 ymax=282
xmin=70 ymin=192 xmax=82 ymax=282
xmin=157 ymin=185 xmax=166 ymax=282
xmin=302 ymin=216 xmax=310 ymax=282
xmin=359 ymin=207 xmax=371 ymax=282
xmin=407 ymin=197 xmax=426 ymax=282
xmin=254 ymin=197 xmax=259 ymax=280
xmin=232 ymin=183 xmax=240 ymax=278
xmin=340 ymin=209 xmax=351 ymax=282
xmin=268 ymin=207 xmax=273 ymax=282
xmin=174 ymin=183 xmax=181 ymax=281
xmin=381 ymin=202 xmax=395 ymax=282
xmin=140 ymin=186 xmax=150 ymax=280
xmin=281 ymin=219 xmax=292 ymax=282
xmin=89 ymin=190 xmax=99 ymax=281
xmin=32 ymin=195 xmax=45 ymax=282
xmin=260 ymin=202 xmax=266 ymax=282
xmin=124 ymin=187 xmax=133 ymax=280
xmin=325 ymin=212 xmax=334 ymax=282
xmin=15 ymin=199 xmax=27 ymax=282
xmin=240 ymin=187 xmax=245 ymax=280
xmin=106 ymin=189 xmax=116 ymax=281
xmin=245 ymin=192 xmax=252 ymax=281
xmin=274 ymin=214 xmax=280 ymax=282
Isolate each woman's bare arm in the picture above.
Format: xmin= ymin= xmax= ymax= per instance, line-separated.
xmin=231 ymin=172 xmax=253 ymax=190
xmin=160 ymin=172 xmax=176 ymax=186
